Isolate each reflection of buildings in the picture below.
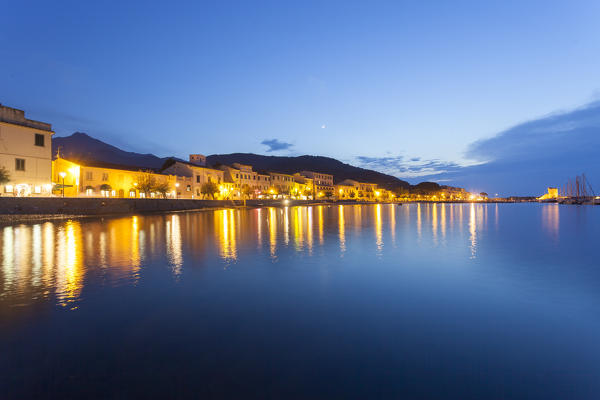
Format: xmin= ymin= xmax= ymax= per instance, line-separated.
xmin=215 ymin=209 xmax=237 ymax=261
xmin=542 ymin=204 xmax=560 ymax=239
xmin=0 ymin=104 xmax=54 ymax=196
xmin=339 ymin=205 xmax=346 ymax=253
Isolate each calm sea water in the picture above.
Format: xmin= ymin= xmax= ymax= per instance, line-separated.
xmin=1 ymin=203 xmax=599 ymax=399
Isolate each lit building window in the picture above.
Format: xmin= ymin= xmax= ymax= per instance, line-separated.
xmin=5 ymin=185 xmax=14 ymax=193
xmin=34 ymin=186 xmax=41 ymax=194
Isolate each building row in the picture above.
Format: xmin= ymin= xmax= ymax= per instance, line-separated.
xmin=0 ymin=104 xmax=396 ymax=201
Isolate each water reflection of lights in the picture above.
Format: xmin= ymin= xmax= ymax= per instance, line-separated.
xmin=56 ymin=220 xmax=84 ymax=308
xmin=469 ymin=203 xmax=477 ymax=259
xmin=283 ymin=207 xmax=290 ymax=246
xmin=268 ymin=207 xmax=277 ymax=258
xmin=294 ymin=207 xmax=304 ymax=251
xmin=43 ymin=222 xmax=54 ymax=287
xmin=167 ymin=214 xmax=184 ymax=274
xmin=339 ymin=205 xmax=346 ymax=254
xmin=32 ymin=224 xmax=42 ymax=286
xmin=432 ymin=203 xmax=438 ymax=244
xmin=440 ymin=204 xmax=446 ymax=241
xmin=317 ymin=206 xmax=324 ymax=245
xmin=307 ymin=207 xmax=313 ymax=254
xmin=417 ymin=203 xmax=422 ymax=241
xmin=215 ymin=210 xmax=237 ymax=263
xmin=390 ymin=204 xmax=396 ymax=246
xmin=375 ymin=204 xmax=383 ymax=254
xmin=542 ymin=204 xmax=559 ymax=240
xmin=256 ymin=208 xmax=262 ymax=248
xmin=131 ymin=216 xmax=141 ymax=280
xmin=2 ymin=226 xmax=15 ymax=289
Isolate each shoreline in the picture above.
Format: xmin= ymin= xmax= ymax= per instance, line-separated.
xmin=1 ymin=197 xmax=589 ymax=224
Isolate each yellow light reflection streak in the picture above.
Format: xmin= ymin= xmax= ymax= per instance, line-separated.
xmin=2 ymin=226 xmax=14 ymax=290
xmin=268 ymin=207 xmax=277 ymax=258
xmin=57 ymin=220 xmax=83 ymax=308
xmin=390 ymin=204 xmax=396 ymax=246
xmin=417 ymin=203 xmax=422 ymax=241
xmin=32 ymin=224 xmax=42 ymax=287
xmin=167 ymin=214 xmax=183 ymax=274
xmin=294 ymin=207 xmax=304 ymax=251
xmin=307 ymin=206 xmax=313 ymax=254
xmin=441 ymin=203 xmax=446 ymax=241
xmin=317 ymin=206 xmax=324 ymax=245
xmin=339 ymin=205 xmax=346 ymax=254
xmin=375 ymin=204 xmax=383 ymax=254
xmin=432 ymin=203 xmax=438 ymax=244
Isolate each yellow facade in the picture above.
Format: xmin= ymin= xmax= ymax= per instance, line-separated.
xmin=538 ymin=187 xmax=559 ymax=200
xmin=53 ymin=158 xmax=177 ymax=198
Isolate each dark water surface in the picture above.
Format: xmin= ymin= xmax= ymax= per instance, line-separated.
xmin=1 ymin=204 xmax=599 ymax=399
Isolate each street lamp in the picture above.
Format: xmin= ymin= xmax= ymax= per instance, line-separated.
xmin=175 ymin=182 xmax=180 ymax=198
xmin=58 ymin=172 xmax=66 ymax=198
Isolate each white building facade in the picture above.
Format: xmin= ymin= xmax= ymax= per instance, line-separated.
xmin=0 ymin=104 xmax=54 ymax=196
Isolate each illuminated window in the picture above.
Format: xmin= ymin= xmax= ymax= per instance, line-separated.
xmin=86 ymin=188 xmax=93 ymax=196
xmin=5 ymin=185 xmax=14 ymax=193
xmin=111 ymin=190 xmax=116 ymax=197
xmin=129 ymin=191 xmax=136 ymax=197
xmin=34 ymin=186 xmax=41 ymax=194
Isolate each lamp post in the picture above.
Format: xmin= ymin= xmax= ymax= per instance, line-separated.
xmin=175 ymin=182 xmax=180 ymax=199
xmin=59 ymin=172 xmax=66 ymax=198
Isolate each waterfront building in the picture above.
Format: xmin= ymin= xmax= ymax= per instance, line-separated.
xmin=299 ymin=171 xmax=335 ymax=197
xmin=336 ymin=181 xmax=359 ymax=200
xmin=218 ymin=163 xmax=265 ymax=198
xmin=538 ymin=187 xmax=559 ymax=201
xmin=161 ymin=156 xmax=225 ymax=199
xmin=255 ymin=172 xmax=272 ymax=196
xmin=336 ymin=179 xmax=379 ymax=201
xmin=292 ymin=173 xmax=313 ymax=199
xmin=269 ymin=172 xmax=296 ymax=198
xmin=53 ymin=157 xmax=177 ymax=198
xmin=0 ymin=104 xmax=54 ymax=196
xmin=439 ymin=185 xmax=468 ymax=201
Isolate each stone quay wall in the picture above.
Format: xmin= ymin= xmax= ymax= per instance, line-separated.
xmin=0 ymin=197 xmax=332 ymax=217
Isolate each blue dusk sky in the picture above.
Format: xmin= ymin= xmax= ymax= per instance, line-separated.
xmin=2 ymin=0 xmax=600 ymax=195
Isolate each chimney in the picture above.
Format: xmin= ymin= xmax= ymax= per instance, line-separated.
xmin=189 ymin=154 xmax=206 ymax=166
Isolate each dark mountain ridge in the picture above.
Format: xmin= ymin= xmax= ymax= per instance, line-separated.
xmin=52 ymin=132 xmax=175 ymax=169
xmin=207 ymin=153 xmax=410 ymax=190
xmin=53 ymin=132 xmax=411 ymax=190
